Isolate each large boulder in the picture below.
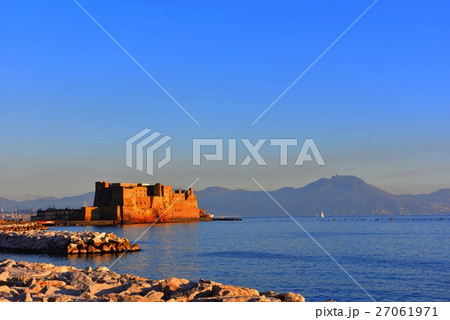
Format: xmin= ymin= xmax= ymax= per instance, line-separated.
xmin=211 ymin=284 xmax=259 ymax=297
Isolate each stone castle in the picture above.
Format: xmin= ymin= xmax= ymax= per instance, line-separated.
xmin=81 ymin=181 xmax=205 ymax=224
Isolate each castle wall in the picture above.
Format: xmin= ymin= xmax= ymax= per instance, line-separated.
xmin=84 ymin=181 xmax=203 ymax=224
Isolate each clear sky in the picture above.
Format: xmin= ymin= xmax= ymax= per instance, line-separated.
xmin=1 ymin=0 xmax=449 ymax=200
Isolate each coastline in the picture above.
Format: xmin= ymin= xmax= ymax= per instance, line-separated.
xmin=0 ymin=229 xmax=140 ymax=255
xmin=0 ymin=259 xmax=305 ymax=302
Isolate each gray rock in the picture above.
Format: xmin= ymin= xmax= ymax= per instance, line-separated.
xmin=69 ymin=271 xmax=94 ymax=290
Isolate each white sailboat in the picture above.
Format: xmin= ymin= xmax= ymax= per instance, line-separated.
xmin=320 ymin=211 xmax=325 ymax=218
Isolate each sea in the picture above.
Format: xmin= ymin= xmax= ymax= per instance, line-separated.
xmin=1 ymin=215 xmax=449 ymax=302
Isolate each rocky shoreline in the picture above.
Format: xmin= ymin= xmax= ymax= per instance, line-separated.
xmin=0 ymin=230 xmax=140 ymax=254
xmin=0 ymin=259 xmax=305 ymax=302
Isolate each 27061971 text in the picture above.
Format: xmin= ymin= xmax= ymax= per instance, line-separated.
xmin=315 ymin=306 xmax=439 ymax=319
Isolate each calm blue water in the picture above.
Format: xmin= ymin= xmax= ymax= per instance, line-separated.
xmin=1 ymin=216 xmax=449 ymax=302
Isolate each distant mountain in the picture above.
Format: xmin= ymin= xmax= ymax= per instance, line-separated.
xmin=0 ymin=192 xmax=95 ymax=212
xmin=196 ymin=176 xmax=450 ymax=216
xmin=0 ymin=197 xmax=18 ymax=210
xmin=1 ymin=176 xmax=449 ymax=216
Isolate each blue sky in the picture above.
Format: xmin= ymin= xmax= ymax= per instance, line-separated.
xmin=1 ymin=0 xmax=449 ymax=200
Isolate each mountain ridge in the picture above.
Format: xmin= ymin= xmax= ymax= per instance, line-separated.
xmin=196 ymin=175 xmax=450 ymax=216
xmin=1 ymin=175 xmax=449 ymax=216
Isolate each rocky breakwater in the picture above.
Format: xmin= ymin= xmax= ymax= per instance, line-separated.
xmin=0 ymin=230 xmax=140 ymax=254
xmin=0 ymin=259 xmax=305 ymax=302
xmin=0 ymin=223 xmax=47 ymax=232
